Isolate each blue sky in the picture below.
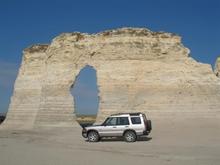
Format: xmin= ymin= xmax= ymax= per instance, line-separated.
xmin=71 ymin=66 xmax=99 ymax=115
xmin=0 ymin=0 xmax=220 ymax=114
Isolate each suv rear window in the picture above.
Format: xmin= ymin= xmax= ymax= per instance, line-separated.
xmin=131 ymin=117 xmax=141 ymax=124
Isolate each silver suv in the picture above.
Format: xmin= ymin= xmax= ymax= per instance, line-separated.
xmin=82 ymin=112 xmax=152 ymax=142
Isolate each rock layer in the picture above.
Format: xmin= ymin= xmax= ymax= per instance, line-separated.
xmin=2 ymin=28 xmax=220 ymax=129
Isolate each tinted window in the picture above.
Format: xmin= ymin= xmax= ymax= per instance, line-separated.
xmin=105 ymin=117 xmax=117 ymax=126
xmin=131 ymin=117 xmax=141 ymax=124
xmin=117 ymin=117 xmax=129 ymax=125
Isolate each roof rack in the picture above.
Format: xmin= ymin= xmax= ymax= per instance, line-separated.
xmin=111 ymin=112 xmax=143 ymax=116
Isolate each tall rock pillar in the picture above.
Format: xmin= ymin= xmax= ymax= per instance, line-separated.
xmin=1 ymin=45 xmax=48 ymax=129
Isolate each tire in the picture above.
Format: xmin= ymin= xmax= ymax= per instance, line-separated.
xmin=147 ymin=120 xmax=152 ymax=131
xmin=124 ymin=131 xmax=137 ymax=142
xmin=87 ymin=131 xmax=99 ymax=142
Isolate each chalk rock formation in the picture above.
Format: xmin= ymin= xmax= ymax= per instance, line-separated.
xmin=215 ymin=56 xmax=220 ymax=77
xmin=2 ymin=28 xmax=220 ymax=129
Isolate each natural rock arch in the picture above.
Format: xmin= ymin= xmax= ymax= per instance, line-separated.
xmin=71 ymin=64 xmax=99 ymax=117
xmin=2 ymin=27 xmax=220 ymax=129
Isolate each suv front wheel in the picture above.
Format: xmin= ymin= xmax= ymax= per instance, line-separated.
xmin=124 ymin=130 xmax=137 ymax=142
xmin=88 ymin=131 xmax=99 ymax=142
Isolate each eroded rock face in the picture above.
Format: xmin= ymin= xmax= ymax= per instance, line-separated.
xmin=215 ymin=57 xmax=220 ymax=77
xmin=2 ymin=28 xmax=220 ymax=129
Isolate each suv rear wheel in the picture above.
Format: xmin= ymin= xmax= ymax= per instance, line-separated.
xmin=124 ymin=130 xmax=136 ymax=142
xmin=88 ymin=131 xmax=99 ymax=142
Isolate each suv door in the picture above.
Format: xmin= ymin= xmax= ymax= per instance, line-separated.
xmin=115 ymin=117 xmax=130 ymax=136
xmin=99 ymin=117 xmax=117 ymax=136
xmin=99 ymin=117 xmax=130 ymax=137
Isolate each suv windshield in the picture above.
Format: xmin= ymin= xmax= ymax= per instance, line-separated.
xmin=103 ymin=117 xmax=117 ymax=126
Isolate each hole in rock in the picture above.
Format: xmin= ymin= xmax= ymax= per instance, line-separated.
xmin=71 ymin=65 xmax=99 ymax=127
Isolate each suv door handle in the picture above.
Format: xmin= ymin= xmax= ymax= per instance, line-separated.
xmin=113 ymin=126 xmax=117 ymax=128
xmin=124 ymin=126 xmax=129 ymax=128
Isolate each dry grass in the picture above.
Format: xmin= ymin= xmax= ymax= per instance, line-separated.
xmin=76 ymin=115 xmax=96 ymax=125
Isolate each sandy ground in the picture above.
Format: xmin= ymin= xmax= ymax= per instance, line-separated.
xmin=0 ymin=118 xmax=220 ymax=165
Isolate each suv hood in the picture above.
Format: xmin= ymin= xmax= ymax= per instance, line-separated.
xmin=85 ymin=124 xmax=102 ymax=129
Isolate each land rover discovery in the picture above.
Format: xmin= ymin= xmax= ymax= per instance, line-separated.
xmin=82 ymin=112 xmax=152 ymax=142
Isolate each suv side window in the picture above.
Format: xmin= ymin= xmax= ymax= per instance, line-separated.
xmin=131 ymin=117 xmax=141 ymax=124
xmin=117 ymin=117 xmax=129 ymax=125
xmin=105 ymin=117 xmax=117 ymax=126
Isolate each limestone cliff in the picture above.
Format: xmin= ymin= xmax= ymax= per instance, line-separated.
xmin=2 ymin=28 xmax=220 ymax=129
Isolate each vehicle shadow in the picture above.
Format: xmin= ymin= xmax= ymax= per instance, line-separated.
xmin=86 ymin=136 xmax=152 ymax=142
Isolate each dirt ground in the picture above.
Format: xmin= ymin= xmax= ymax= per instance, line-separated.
xmin=0 ymin=118 xmax=220 ymax=165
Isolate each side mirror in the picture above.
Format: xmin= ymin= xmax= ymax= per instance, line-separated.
xmin=102 ymin=123 xmax=106 ymax=126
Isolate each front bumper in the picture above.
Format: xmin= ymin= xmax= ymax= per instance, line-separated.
xmin=82 ymin=129 xmax=87 ymax=138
